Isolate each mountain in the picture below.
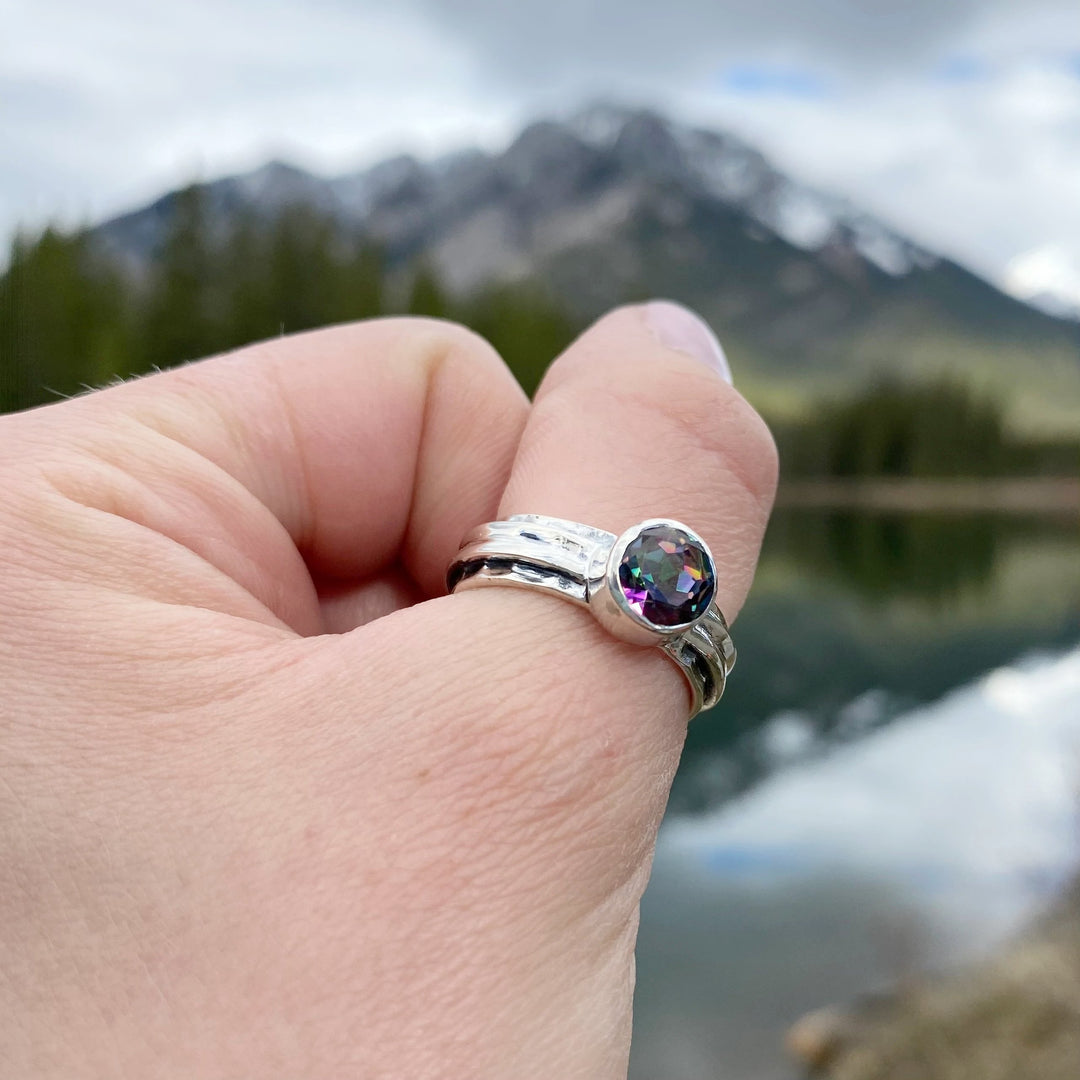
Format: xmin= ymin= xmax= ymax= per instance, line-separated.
xmin=95 ymin=104 xmax=1080 ymax=435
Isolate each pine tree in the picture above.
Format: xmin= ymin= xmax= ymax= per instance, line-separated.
xmin=467 ymin=284 xmax=575 ymax=396
xmin=0 ymin=228 xmax=129 ymax=411
xmin=140 ymin=185 xmax=218 ymax=368
xmin=406 ymin=263 xmax=449 ymax=319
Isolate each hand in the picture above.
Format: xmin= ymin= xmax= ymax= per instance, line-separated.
xmin=0 ymin=304 xmax=776 ymax=1078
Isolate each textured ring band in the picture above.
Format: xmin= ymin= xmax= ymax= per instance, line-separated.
xmin=446 ymin=514 xmax=735 ymax=717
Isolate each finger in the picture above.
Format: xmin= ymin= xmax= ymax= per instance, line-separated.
xmin=20 ymin=318 xmax=528 ymax=632
xmin=438 ymin=298 xmax=776 ymax=795
xmin=500 ymin=301 xmax=774 ymax=626
xmin=365 ymin=300 xmax=775 ymax=828
xmin=304 ymin=302 xmax=777 ymax=1074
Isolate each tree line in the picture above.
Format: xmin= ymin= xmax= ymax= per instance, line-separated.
xmin=0 ymin=185 xmax=572 ymax=413
xmin=1 ymin=186 xmax=1075 ymax=478
xmin=773 ymin=378 xmax=1078 ymax=478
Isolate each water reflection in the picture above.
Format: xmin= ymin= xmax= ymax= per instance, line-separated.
xmin=673 ymin=509 xmax=1080 ymax=813
xmin=631 ymin=507 xmax=1080 ymax=1078
xmin=633 ymin=647 xmax=1080 ymax=1080
xmin=768 ymin=509 xmax=1001 ymax=603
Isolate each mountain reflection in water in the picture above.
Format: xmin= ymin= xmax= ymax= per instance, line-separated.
xmin=673 ymin=508 xmax=1080 ymax=814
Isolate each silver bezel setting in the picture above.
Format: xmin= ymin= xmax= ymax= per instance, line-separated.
xmin=589 ymin=518 xmax=718 ymax=646
xmin=446 ymin=513 xmax=734 ymax=717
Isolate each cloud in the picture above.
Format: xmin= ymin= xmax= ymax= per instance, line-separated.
xmin=409 ymin=0 xmax=988 ymax=87
xmin=409 ymin=0 xmax=1077 ymax=90
xmin=1005 ymin=244 xmax=1080 ymax=314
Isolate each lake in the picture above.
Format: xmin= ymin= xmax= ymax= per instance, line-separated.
xmin=630 ymin=504 xmax=1080 ymax=1080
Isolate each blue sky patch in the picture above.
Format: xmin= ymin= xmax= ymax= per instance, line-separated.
xmin=719 ymin=62 xmax=828 ymax=98
xmin=935 ymin=53 xmax=995 ymax=82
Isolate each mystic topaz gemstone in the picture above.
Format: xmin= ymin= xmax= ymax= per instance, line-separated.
xmin=617 ymin=524 xmax=715 ymax=628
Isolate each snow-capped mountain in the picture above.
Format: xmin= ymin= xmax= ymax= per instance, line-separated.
xmin=103 ymin=104 xmax=935 ymax=288
xmin=95 ymin=104 xmax=1080 ymax=427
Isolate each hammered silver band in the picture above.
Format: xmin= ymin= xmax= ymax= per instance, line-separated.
xmin=446 ymin=514 xmax=735 ymax=717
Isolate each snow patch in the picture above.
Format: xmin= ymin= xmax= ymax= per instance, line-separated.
xmin=769 ymin=186 xmax=838 ymax=250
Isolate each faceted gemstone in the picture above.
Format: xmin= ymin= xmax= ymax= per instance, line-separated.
xmin=617 ymin=525 xmax=715 ymax=627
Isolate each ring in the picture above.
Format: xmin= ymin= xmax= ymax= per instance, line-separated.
xmin=446 ymin=514 xmax=735 ymax=717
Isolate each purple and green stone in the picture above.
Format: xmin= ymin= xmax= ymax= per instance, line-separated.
xmin=617 ymin=524 xmax=715 ymax=628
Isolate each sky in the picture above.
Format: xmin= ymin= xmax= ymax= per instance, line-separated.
xmin=3 ymin=0 xmax=1080 ymax=308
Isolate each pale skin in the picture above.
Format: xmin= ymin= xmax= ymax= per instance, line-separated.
xmin=0 ymin=303 xmax=777 ymax=1078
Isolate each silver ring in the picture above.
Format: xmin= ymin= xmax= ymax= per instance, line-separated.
xmin=446 ymin=514 xmax=735 ymax=718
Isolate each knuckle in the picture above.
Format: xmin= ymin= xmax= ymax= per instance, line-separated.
xmin=702 ymin=385 xmax=780 ymax=512
xmin=653 ymin=380 xmax=776 ymax=509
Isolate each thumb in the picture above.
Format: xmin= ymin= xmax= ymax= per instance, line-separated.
xmin=335 ymin=302 xmax=777 ymax=1076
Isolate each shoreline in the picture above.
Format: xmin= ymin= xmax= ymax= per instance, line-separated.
xmin=788 ymin=877 xmax=1080 ymax=1079
xmin=776 ymin=477 xmax=1080 ymax=516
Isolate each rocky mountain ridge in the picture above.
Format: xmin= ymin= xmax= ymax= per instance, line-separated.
xmin=96 ymin=104 xmax=1080 ymax=432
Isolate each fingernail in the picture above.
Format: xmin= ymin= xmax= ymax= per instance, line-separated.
xmin=644 ymin=300 xmax=733 ymax=384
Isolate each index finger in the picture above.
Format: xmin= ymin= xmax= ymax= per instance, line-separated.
xmin=21 ymin=318 xmax=528 ymax=630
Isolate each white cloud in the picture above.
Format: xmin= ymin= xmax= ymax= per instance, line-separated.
xmin=411 ymin=0 xmax=997 ymax=85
